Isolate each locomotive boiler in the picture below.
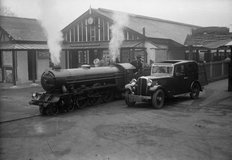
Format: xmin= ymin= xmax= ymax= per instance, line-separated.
xmin=29 ymin=63 xmax=136 ymax=115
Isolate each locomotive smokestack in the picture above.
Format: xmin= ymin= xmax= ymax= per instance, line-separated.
xmin=52 ymin=65 xmax=61 ymax=70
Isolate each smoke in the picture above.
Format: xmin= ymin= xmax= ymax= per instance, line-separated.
xmin=109 ymin=12 xmax=129 ymax=62
xmin=38 ymin=0 xmax=63 ymax=66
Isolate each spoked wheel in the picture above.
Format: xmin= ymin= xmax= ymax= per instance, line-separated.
xmin=39 ymin=105 xmax=46 ymax=115
xmin=66 ymin=98 xmax=75 ymax=112
xmin=76 ymin=97 xmax=88 ymax=109
xmin=102 ymin=90 xmax=114 ymax=103
xmin=45 ymin=104 xmax=59 ymax=115
xmin=88 ymin=92 xmax=100 ymax=106
xmin=152 ymin=89 xmax=165 ymax=109
xmin=125 ymin=90 xmax=136 ymax=107
xmin=190 ymin=83 xmax=200 ymax=99
xmin=88 ymin=96 xmax=99 ymax=106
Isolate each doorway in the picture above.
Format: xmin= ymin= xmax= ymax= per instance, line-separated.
xmin=28 ymin=50 xmax=37 ymax=81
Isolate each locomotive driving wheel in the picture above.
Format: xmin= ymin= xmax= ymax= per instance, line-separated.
xmin=76 ymin=96 xmax=88 ymax=109
xmin=88 ymin=91 xmax=100 ymax=106
xmin=102 ymin=90 xmax=114 ymax=103
xmin=45 ymin=104 xmax=58 ymax=115
xmin=66 ymin=97 xmax=75 ymax=112
xmin=39 ymin=105 xmax=46 ymax=115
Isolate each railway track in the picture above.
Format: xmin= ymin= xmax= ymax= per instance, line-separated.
xmin=0 ymin=114 xmax=41 ymax=124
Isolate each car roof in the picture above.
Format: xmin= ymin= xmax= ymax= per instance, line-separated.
xmin=154 ymin=60 xmax=196 ymax=65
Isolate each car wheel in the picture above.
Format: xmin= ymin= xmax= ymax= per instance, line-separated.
xmin=125 ymin=90 xmax=136 ymax=107
xmin=152 ymin=89 xmax=165 ymax=109
xmin=190 ymin=83 xmax=200 ymax=99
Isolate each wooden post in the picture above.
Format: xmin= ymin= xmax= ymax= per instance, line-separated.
xmin=228 ymin=46 xmax=232 ymax=91
xmin=65 ymin=50 xmax=67 ymax=69
xmin=32 ymin=51 xmax=36 ymax=83
xmin=12 ymin=50 xmax=17 ymax=86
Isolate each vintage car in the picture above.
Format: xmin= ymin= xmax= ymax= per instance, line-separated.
xmin=124 ymin=60 xmax=203 ymax=109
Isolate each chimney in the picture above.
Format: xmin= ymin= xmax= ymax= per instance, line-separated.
xmin=143 ymin=27 xmax=146 ymax=36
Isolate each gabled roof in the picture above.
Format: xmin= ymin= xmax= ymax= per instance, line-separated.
xmin=0 ymin=16 xmax=47 ymax=42
xmin=184 ymin=27 xmax=232 ymax=48
xmin=0 ymin=42 xmax=48 ymax=50
xmin=95 ymin=8 xmax=199 ymax=45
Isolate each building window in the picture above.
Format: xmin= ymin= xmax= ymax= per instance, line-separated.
xmin=107 ymin=22 xmax=110 ymax=41
xmin=98 ymin=18 xmax=101 ymax=41
xmin=79 ymin=23 xmax=83 ymax=42
xmin=71 ymin=28 xmax=74 ymax=42
xmin=82 ymin=21 xmax=86 ymax=41
xmin=77 ymin=24 xmax=79 ymax=42
xmin=78 ymin=50 xmax=89 ymax=65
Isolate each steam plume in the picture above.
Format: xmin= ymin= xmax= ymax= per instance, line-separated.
xmin=109 ymin=12 xmax=129 ymax=62
xmin=38 ymin=0 xmax=63 ymax=66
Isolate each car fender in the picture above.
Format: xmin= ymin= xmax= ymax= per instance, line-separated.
xmin=190 ymin=81 xmax=202 ymax=91
xmin=149 ymin=85 xmax=163 ymax=93
xmin=125 ymin=84 xmax=133 ymax=92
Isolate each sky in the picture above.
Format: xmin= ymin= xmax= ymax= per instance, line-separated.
xmin=1 ymin=0 xmax=232 ymax=30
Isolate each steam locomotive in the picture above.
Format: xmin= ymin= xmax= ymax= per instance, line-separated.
xmin=29 ymin=63 xmax=138 ymax=115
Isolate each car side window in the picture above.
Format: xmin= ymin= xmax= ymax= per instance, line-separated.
xmin=175 ymin=64 xmax=185 ymax=76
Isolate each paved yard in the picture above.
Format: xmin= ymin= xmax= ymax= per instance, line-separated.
xmin=0 ymin=79 xmax=232 ymax=160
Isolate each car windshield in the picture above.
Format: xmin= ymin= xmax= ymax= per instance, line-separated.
xmin=151 ymin=65 xmax=173 ymax=77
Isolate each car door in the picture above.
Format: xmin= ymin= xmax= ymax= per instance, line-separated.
xmin=174 ymin=64 xmax=188 ymax=94
xmin=185 ymin=62 xmax=197 ymax=91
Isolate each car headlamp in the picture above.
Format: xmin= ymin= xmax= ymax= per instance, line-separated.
xmin=130 ymin=79 xmax=137 ymax=86
xmin=147 ymin=79 xmax=153 ymax=86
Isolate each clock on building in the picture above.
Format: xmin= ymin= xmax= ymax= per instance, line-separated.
xmin=87 ymin=17 xmax=94 ymax=25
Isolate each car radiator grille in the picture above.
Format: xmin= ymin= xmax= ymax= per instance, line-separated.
xmin=137 ymin=78 xmax=148 ymax=96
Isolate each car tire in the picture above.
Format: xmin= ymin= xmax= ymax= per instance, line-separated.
xmin=125 ymin=90 xmax=136 ymax=107
xmin=190 ymin=83 xmax=200 ymax=99
xmin=152 ymin=89 xmax=165 ymax=109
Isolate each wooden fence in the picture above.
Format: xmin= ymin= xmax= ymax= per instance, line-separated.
xmin=198 ymin=61 xmax=228 ymax=85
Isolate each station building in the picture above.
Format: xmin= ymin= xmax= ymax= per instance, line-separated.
xmin=0 ymin=8 xmax=200 ymax=85
xmin=61 ymin=8 xmax=199 ymax=68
